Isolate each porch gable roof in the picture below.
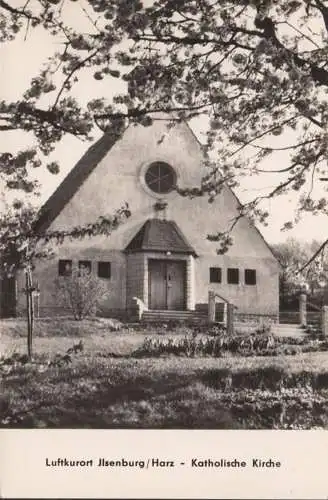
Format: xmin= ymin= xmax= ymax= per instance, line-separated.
xmin=125 ymin=219 xmax=197 ymax=256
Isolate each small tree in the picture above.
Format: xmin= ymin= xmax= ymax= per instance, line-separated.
xmin=55 ymin=266 xmax=109 ymax=320
xmin=0 ymin=203 xmax=53 ymax=359
xmin=0 ymin=201 xmax=130 ymax=358
xmin=272 ymin=237 xmax=328 ymax=308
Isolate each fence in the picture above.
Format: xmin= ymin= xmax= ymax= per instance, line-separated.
xmin=284 ymin=293 xmax=326 ymax=334
xmin=208 ymin=291 xmax=236 ymax=335
xmin=208 ymin=291 xmax=328 ymax=336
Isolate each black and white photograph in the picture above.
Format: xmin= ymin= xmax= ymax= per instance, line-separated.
xmin=1 ymin=0 xmax=328 ymax=438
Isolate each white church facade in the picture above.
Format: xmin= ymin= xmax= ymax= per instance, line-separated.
xmin=12 ymin=118 xmax=280 ymax=321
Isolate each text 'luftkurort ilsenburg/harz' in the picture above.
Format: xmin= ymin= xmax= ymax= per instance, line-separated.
xmin=45 ymin=457 xmax=282 ymax=469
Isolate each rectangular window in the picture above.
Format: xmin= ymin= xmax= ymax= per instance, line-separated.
xmin=78 ymin=260 xmax=92 ymax=274
xmin=227 ymin=268 xmax=239 ymax=284
xmin=209 ymin=267 xmax=222 ymax=283
xmin=58 ymin=259 xmax=72 ymax=277
xmin=98 ymin=261 xmax=111 ymax=279
xmin=245 ymin=269 xmax=256 ymax=285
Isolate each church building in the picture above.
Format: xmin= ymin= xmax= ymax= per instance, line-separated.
xmin=8 ymin=118 xmax=280 ymax=321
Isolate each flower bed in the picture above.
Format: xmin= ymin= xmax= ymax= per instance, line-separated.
xmin=133 ymin=333 xmax=328 ymax=358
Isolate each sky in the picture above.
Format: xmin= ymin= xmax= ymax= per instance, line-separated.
xmin=0 ymin=2 xmax=327 ymax=245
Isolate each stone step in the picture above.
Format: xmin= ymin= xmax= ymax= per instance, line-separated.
xmin=273 ymin=330 xmax=305 ymax=334
xmin=273 ymin=332 xmax=306 ymax=338
xmin=273 ymin=327 xmax=304 ymax=331
xmin=143 ymin=310 xmax=207 ymax=316
xmin=272 ymin=323 xmax=306 ymax=337
xmin=142 ymin=317 xmax=210 ymax=320
xmin=142 ymin=310 xmax=209 ymax=323
xmin=276 ymin=323 xmax=303 ymax=328
xmin=273 ymin=328 xmax=304 ymax=332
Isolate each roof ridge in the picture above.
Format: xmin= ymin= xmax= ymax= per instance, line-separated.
xmin=34 ymin=128 xmax=127 ymax=233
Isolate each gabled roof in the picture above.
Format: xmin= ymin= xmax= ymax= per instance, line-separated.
xmin=225 ymin=185 xmax=282 ymax=267
xmin=34 ymin=130 xmax=125 ymax=233
xmin=125 ymin=219 xmax=198 ymax=256
xmin=32 ymin=118 xmax=279 ymax=265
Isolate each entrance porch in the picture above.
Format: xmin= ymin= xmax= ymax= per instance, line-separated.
xmin=124 ymin=218 xmax=198 ymax=316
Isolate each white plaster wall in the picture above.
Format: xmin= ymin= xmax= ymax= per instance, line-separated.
xmin=195 ymin=255 xmax=278 ymax=315
xmin=28 ymin=119 xmax=279 ymax=316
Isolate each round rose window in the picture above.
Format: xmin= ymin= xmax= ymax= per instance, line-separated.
xmin=144 ymin=162 xmax=176 ymax=194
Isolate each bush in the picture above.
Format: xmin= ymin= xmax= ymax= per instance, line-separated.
xmin=304 ymin=324 xmax=324 ymax=339
xmin=232 ymin=366 xmax=286 ymax=390
xmin=132 ymin=332 xmax=328 ymax=358
xmin=2 ymin=351 xmax=328 ymax=429
xmin=54 ymin=267 xmax=109 ymax=320
xmin=133 ymin=333 xmax=276 ymax=358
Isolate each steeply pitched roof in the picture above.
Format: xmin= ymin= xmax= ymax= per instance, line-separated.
xmin=125 ymin=219 xmax=198 ymax=256
xmin=33 ymin=119 xmax=279 ymax=265
xmin=34 ymin=130 xmax=124 ymax=233
xmin=225 ymin=185 xmax=282 ymax=267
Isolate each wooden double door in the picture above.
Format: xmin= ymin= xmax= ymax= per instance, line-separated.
xmin=148 ymin=259 xmax=186 ymax=310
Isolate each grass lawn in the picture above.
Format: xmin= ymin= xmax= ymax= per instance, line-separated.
xmin=1 ymin=317 xmax=147 ymax=357
xmin=1 ymin=317 xmax=328 ymax=429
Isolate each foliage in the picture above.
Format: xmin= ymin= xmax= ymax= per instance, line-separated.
xmin=133 ymin=332 xmax=328 ymax=358
xmin=0 ymin=199 xmax=130 ymax=358
xmin=1 ymin=350 xmax=328 ymax=429
xmin=0 ymin=202 xmax=49 ymax=277
xmin=2 ymin=318 xmax=328 ymax=429
xmin=272 ymin=237 xmax=328 ymax=299
xmin=1 ymin=0 xmax=328 ymax=256
xmin=0 ymin=317 xmax=125 ymax=339
xmin=0 ymin=200 xmax=131 ymax=276
xmin=48 ymin=340 xmax=84 ymax=367
xmin=54 ymin=266 xmax=109 ymax=320
xmin=0 ymin=340 xmax=84 ymax=378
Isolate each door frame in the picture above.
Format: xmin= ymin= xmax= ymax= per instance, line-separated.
xmin=147 ymin=258 xmax=187 ymax=310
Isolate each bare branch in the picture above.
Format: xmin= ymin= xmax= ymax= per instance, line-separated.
xmin=298 ymin=238 xmax=328 ymax=272
xmin=52 ymin=49 xmax=100 ymax=109
xmin=0 ymin=0 xmax=39 ymax=22
xmin=255 ymin=15 xmax=328 ymax=87
xmin=94 ymin=103 xmax=211 ymax=121
xmin=229 ymin=115 xmax=300 ymax=157
xmin=248 ymin=137 xmax=319 ymax=153
xmin=283 ymin=21 xmax=321 ymax=49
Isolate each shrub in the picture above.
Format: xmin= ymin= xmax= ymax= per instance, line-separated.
xmin=200 ymin=367 xmax=326 ymax=392
xmin=132 ymin=332 xmax=328 ymax=358
xmin=204 ymin=324 xmax=227 ymax=336
xmin=54 ymin=267 xmax=109 ymax=320
xmin=255 ymin=324 xmax=272 ymax=335
xmin=133 ymin=333 xmax=276 ymax=358
xmin=232 ymin=366 xmax=286 ymax=391
xmin=304 ymin=325 xmax=324 ymax=339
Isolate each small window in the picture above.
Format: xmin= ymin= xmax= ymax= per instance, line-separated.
xmin=145 ymin=162 xmax=176 ymax=194
xmin=98 ymin=261 xmax=111 ymax=279
xmin=210 ymin=267 xmax=222 ymax=283
xmin=227 ymin=268 xmax=239 ymax=284
xmin=245 ymin=269 xmax=256 ymax=285
xmin=58 ymin=259 xmax=72 ymax=276
xmin=78 ymin=260 xmax=92 ymax=275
